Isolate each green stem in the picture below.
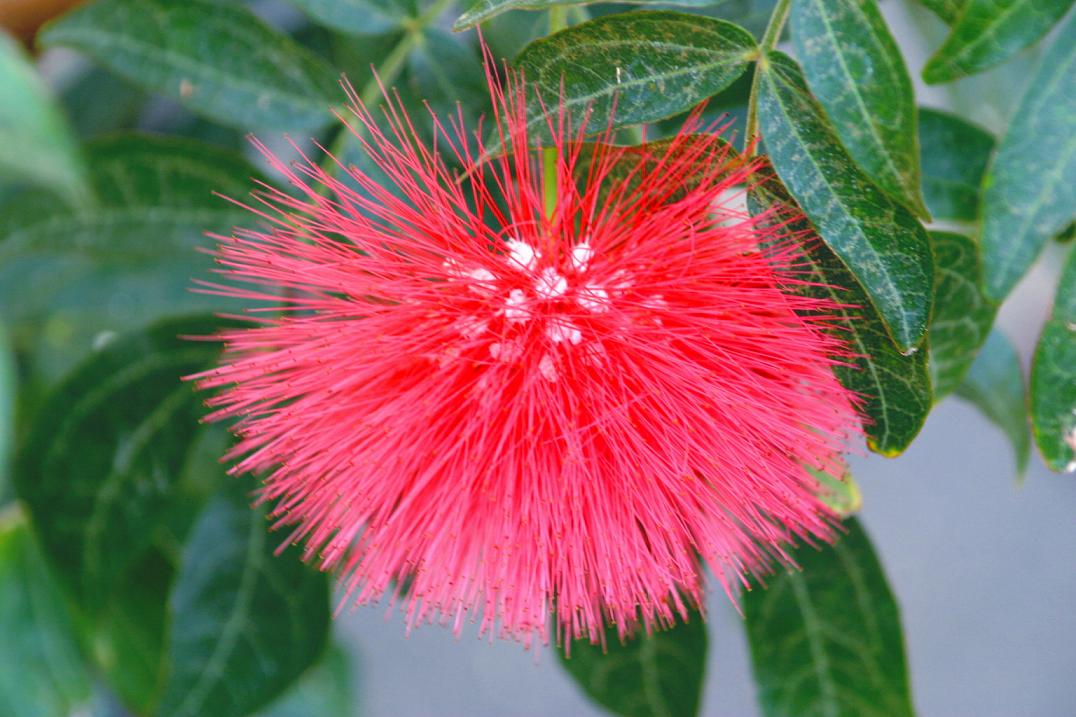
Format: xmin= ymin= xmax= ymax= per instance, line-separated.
xmin=548 ymin=6 xmax=568 ymax=33
xmin=321 ymin=0 xmax=455 ymax=175
xmin=542 ymin=7 xmax=569 ymax=221
xmin=744 ymin=0 xmax=791 ymax=155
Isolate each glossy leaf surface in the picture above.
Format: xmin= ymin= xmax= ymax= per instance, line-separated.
xmin=790 ymin=0 xmax=928 ymax=217
xmin=756 ymin=51 xmax=934 ymax=353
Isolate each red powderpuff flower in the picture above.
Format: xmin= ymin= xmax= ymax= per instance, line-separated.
xmin=189 ymin=61 xmax=861 ymax=648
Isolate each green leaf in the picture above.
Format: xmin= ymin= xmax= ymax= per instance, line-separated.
xmin=61 ymin=65 xmax=146 ymax=139
xmin=790 ymin=0 xmax=928 ymax=218
xmin=928 ymin=231 xmax=996 ymax=399
xmin=1030 ymin=248 xmax=1076 ymax=472
xmin=0 ymin=134 xmax=258 ymax=380
xmin=1 ymin=134 xmax=256 ymax=263
xmin=918 ymin=0 xmax=966 ymax=25
xmin=811 ymin=467 xmax=862 ymax=517
xmin=408 ymin=28 xmax=488 ymax=118
xmin=14 ymin=316 xmax=224 ymax=608
xmin=955 ymin=329 xmax=1030 ymax=476
xmin=653 ymin=68 xmax=752 ymax=148
xmin=0 ymin=509 xmax=92 ymax=717
xmin=0 ymin=31 xmax=90 ymax=206
xmin=980 ymin=15 xmax=1076 ymax=301
xmin=256 ymin=643 xmax=357 ymax=717
xmin=90 ymin=549 xmax=173 ymax=715
xmin=157 ymin=479 xmax=331 ymax=717
xmin=513 ymin=11 xmax=757 ymax=140
xmin=921 ymin=0 xmax=1074 ymax=84
xmin=40 ymin=0 xmax=340 ymax=132
xmin=749 ymin=176 xmax=932 ymax=456
xmin=288 ymin=0 xmax=412 ymax=35
xmin=453 ymin=0 xmax=724 ymax=30
xmin=744 ymin=518 xmax=915 ymax=717
xmin=558 ymin=613 xmax=708 ymax=717
xmin=756 ymin=51 xmax=934 ymax=354
xmin=917 ymin=108 xmax=995 ymax=222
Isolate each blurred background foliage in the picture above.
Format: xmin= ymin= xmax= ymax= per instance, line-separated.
xmin=0 ymin=0 xmax=1072 ymax=716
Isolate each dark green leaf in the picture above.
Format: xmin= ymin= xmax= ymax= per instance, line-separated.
xmin=408 ymin=29 xmax=488 ymax=118
xmin=0 ymin=31 xmax=90 ymax=206
xmin=157 ymin=479 xmax=331 ymax=717
xmin=91 ymin=550 xmax=173 ymax=715
xmin=454 ymin=0 xmax=723 ymax=30
xmin=918 ymin=0 xmax=966 ymax=24
xmin=790 ymin=0 xmax=928 ymax=218
xmin=513 ymin=11 xmax=757 ymax=140
xmin=40 ymin=0 xmax=340 ymax=132
xmin=653 ymin=68 xmax=752 ymax=148
xmin=749 ymin=176 xmax=932 ymax=456
xmin=558 ymin=612 xmax=708 ymax=717
xmin=917 ymin=108 xmax=994 ymax=222
xmin=1056 ymin=221 xmax=1076 ymax=244
xmin=0 ymin=134 xmax=256 ymax=263
xmin=756 ymin=51 xmax=934 ymax=353
xmin=0 ymin=509 xmax=92 ymax=717
xmin=744 ymin=519 xmax=915 ymax=717
xmin=0 ymin=134 xmax=258 ymax=380
xmin=1030 ymin=248 xmax=1076 ymax=472
xmin=980 ymin=14 xmax=1076 ymax=301
xmin=288 ymin=0 xmax=412 ymax=35
xmin=14 ymin=316 xmax=224 ymax=608
xmin=955 ymin=329 xmax=1030 ymax=476
xmin=61 ymin=65 xmax=146 ymax=139
xmin=256 ymin=643 xmax=357 ymax=717
xmin=921 ymin=0 xmax=1074 ymax=84
xmin=928 ymin=231 xmax=996 ymax=398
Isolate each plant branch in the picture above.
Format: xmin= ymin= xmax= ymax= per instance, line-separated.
xmin=744 ymin=0 xmax=791 ymax=155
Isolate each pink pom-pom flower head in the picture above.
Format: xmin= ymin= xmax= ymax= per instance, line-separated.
xmin=189 ymin=57 xmax=861 ymax=648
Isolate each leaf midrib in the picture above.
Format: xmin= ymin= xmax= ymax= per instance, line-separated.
xmin=762 ymin=63 xmax=917 ymax=349
xmin=806 ymin=0 xmax=912 ymax=199
xmin=169 ymin=507 xmax=266 ymax=717
xmin=46 ymin=26 xmax=330 ymax=117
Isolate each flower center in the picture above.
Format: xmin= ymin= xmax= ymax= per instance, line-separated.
xmin=443 ymin=238 xmax=621 ymax=381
